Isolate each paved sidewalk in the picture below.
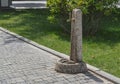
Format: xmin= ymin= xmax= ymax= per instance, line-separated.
xmin=117 ymin=1 xmax=120 ymax=8
xmin=11 ymin=1 xmax=47 ymax=9
xmin=0 ymin=29 xmax=114 ymax=84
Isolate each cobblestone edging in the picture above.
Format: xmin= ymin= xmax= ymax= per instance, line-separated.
xmin=0 ymin=27 xmax=120 ymax=84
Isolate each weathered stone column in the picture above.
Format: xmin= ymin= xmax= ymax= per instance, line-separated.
xmin=70 ymin=9 xmax=82 ymax=62
xmin=55 ymin=9 xmax=87 ymax=74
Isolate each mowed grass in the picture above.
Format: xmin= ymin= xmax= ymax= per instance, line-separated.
xmin=0 ymin=9 xmax=120 ymax=77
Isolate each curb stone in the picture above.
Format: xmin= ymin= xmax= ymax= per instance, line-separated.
xmin=11 ymin=1 xmax=48 ymax=9
xmin=0 ymin=27 xmax=120 ymax=84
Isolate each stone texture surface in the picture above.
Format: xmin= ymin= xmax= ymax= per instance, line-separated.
xmin=55 ymin=58 xmax=87 ymax=74
xmin=0 ymin=30 xmax=113 ymax=84
xmin=71 ymin=9 xmax=83 ymax=62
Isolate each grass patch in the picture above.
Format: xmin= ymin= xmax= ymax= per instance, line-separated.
xmin=0 ymin=9 xmax=120 ymax=78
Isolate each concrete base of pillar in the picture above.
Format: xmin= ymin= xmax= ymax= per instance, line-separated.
xmin=55 ymin=58 xmax=88 ymax=74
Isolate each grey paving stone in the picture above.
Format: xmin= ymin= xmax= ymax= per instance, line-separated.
xmin=0 ymin=30 xmax=114 ymax=84
xmin=11 ymin=1 xmax=47 ymax=9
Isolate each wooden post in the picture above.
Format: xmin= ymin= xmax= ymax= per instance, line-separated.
xmin=70 ymin=9 xmax=82 ymax=63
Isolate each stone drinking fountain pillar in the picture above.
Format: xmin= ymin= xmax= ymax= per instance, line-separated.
xmin=55 ymin=9 xmax=87 ymax=74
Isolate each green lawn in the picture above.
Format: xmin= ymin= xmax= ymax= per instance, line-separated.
xmin=0 ymin=9 xmax=120 ymax=78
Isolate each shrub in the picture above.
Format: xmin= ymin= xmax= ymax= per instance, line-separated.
xmin=47 ymin=0 xmax=119 ymax=36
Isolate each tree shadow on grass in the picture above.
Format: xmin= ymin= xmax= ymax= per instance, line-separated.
xmin=0 ymin=9 xmax=70 ymax=43
xmin=0 ymin=9 xmax=120 ymax=47
xmin=84 ymin=11 xmax=120 ymax=47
